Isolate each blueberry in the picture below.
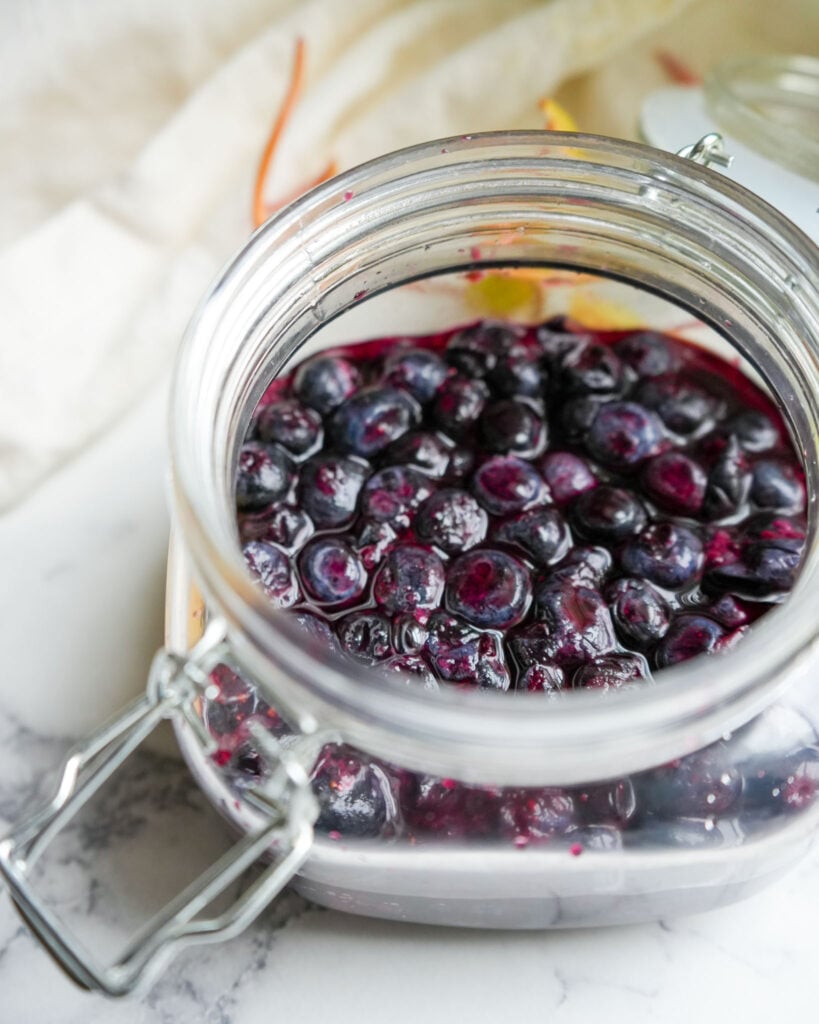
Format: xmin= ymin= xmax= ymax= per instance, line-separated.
xmin=559 ymin=342 xmax=627 ymax=395
xmin=236 ymin=442 xmax=295 ymax=509
xmin=707 ymin=594 xmax=749 ymax=628
xmin=518 ymin=662 xmax=566 ymax=693
xmin=636 ymin=741 xmax=742 ymax=817
xmin=238 ymin=504 xmax=313 ymax=551
xmin=576 ymin=778 xmax=638 ymax=826
xmin=330 ymin=387 xmax=420 ymax=457
xmin=425 ymin=611 xmax=511 ymax=690
xmin=726 ymin=409 xmax=779 ymax=452
xmin=432 ymin=376 xmax=489 ymax=437
xmin=497 ymin=788 xmax=576 ymax=841
xmin=351 ymin=518 xmax=397 ymax=571
xmin=337 ymin=611 xmax=394 ymax=663
xmin=521 ymin=584 xmax=615 ymax=667
xmin=415 ymin=488 xmax=488 ymax=554
xmin=298 ymin=454 xmax=369 ymax=528
xmin=379 ymin=654 xmax=439 ymax=690
xmin=203 ymin=664 xmax=261 ymax=737
xmin=242 ymin=540 xmax=300 ymax=607
xmin=535 ymin=319 xmax=589 ymax=363
xmin=470 ymin=455 xmax=547 ymax=515
xmin=312 ymin=747 xmax=393 ymax=837
xmin=636 ymin=372 xmax=723 ymax=435
xmin=642 ymin=452 xmax=707 ymax=517
xmin=493 ymin=508 xmax=571 ymax=566
xmin=360 ymin=465 xmax=435 ymax=527
xmin=572 ymin=652 xmax=651 ymax=691
xmin=702 ymin=436 xmax=751 ymax=520
xmin=605 ymin=578 xmax=670 ymax=648
xmin=404 ymin=776 xmax=498 ymax=837
xmin=293 ymin=353 xmax=360 ymax=414
xmin=655 ymin=614 xmax=725 ymax=667
xmin=538 ymin=451 xmax=597 ymax=506
xmin=741 ymin=747 xmax=819 ymax=817
xmin=382 ymin=346 xmax=448 ymax=402
xmin=299 ymin=536 xmax=367 ymax=605
xmin=742 ymin=512 xmax=806 ymax=544
xmin=750 ymin=459 xmax=805 ymax=512
xmin=373 ymin=544 xmax=446 ymax=615
xmin=445 ymin=548 xmax=532 ymax=629
xmin=566 ymin=825 xmax=624 ymax=852
xmin=392 ymin=614 xmax=428 ymax=655
xmin=614 ymin=331 xmax=679 ymax=377
xmin=446 ymin=322 xmax=517 ymax=377
xmin=570 ymin=485 xmax=647 ymax=542
xmin=479 ymin=399 xmax=546 ymax=457
xmin=488 ymin=344 xmax=546 ymax=398
xmin=549 ymin=546 xmax=613 ymax=588
xmin=631 ymin=816 xmax=743 ymax=850
xmin=560 ymin=396 xmax=605 ymax=444
xmin=706 ymin=539 xmax=802 ymax=598
xmin=255 ymin=398 xmax=323 ymax=458
xmin=383 ymin=431 xmax=473 ymax=481
xmin=620 ymin=522 xmax=704 ymax=590
xmin=586 ymin=402 xmax=665 ymax=470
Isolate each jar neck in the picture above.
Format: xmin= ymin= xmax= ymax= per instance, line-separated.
xmin=170 ymin=131 xmax=819 ymax=786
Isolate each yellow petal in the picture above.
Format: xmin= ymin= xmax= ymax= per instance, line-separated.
xmin=539 ymin=98 xmax=578 ymax=133
xmin=568 ymin=290 xmax=645 ymax=330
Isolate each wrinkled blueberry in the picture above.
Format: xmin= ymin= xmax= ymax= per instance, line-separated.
xmin=538 ymin=451 xmax=597 ymax=506
xmin=360 ymin=465 xmax=434 ymax=527
xmin=559 ymin=342 xmax=627 ymax=395
xmin=299 ymin=536 xmax=367 ymax=605
xmin=236 ymin=442 xmax=295 ymax=509
xmin=479 ymin=399 xmax=546 ymax=458
xmin=255 ymin=398 xmax=323 ymax=458
xmin=337 ymin=611 xmax=394 ymax=663
xmin=572 ymin=652 xmax=651 ymax=691
xmin=497 ymin=788 xmax=576 ymax=841
xmin=238 ymin=504 xmax=313 ymax=551
xmin=352 ymin=518 xmax=397 ymax=571
xmin=550 ymin=546 xmax=613 ymax=588
xmin=586 ymin=402 xmax=665 ymax=470
xmin=706 ymin=538 xmax=802 ymax=598
xmin=404 ymin=776 xmax=498 ymax=837
xmin=636 ymin=741 xmax=742 ymax=817
xmin=446 ymin=322 xmax=517 ymax=377
xmin=522 ymin=584 xmax=615 ymax=666
xmin=330 ymin=387 xmax=420 ymax=457
xmin=382 ymin=345 xmax=448 ymax=402
xmin=425 ymin=611 xmax=511 ymax=690
xmin=379 ymin=654 xmax=439 ymax=690
xmin=373 ymin=544 xmax=446 ymax=615
xmin=726 ymin=409 xmax=779 ymax=452
xmin=571 ymin=485 xmax=647 ymax=542
xmin=432 ymin=376 xmax=489 ymax=437
xmin=294 ymin=353 xmax=360 ymax=414
xmin=415 ymin=488 xmax=488 ymax=554
xmin=383 ymin=431 xmax=472 ymax=480
xmin=703 ymin=436 xmax=751 ymax=520
xmin=655 ymin=614 xmax=725 ymax=667
xmin=312 ymin=747 xmax=393 ymax=837
xmin=642 ymin=452 xmax=707 ymax=517
xmin=493 ymin=508 xmax=571 ymax=566
xmin=392 ymin=614 xmax=428 ymax=655
xmin=614 ymin=331 xmax=678 ymax=377
xmin=445 ymin=549 xmax=532 ymax=629
xmin=518 ymin=662 xmax=566 ymax=693
xmin=298 ymin=455 xmax=368 ymax=528
xmin=620 ymin=522 xmax=704 ymax=590
xmin=606 ymin=577 xmax=670 ymax=648
xmin=242 ymin=540 xmax=299 ymax=607
xmin=471 ymin=455 xmax=547 ymax=515
xmin=636 ymin=372 xmax=723 ymax=435
xmin=750 ymin=459 xmax=805 ymax=512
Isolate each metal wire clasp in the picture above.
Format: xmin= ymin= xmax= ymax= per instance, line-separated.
xmin=676 ymin=132 xmax=734 ymax=169
xmin=0 ymin=620 xmax=321 ymax=996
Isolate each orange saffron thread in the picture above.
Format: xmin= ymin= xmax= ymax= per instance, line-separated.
xmin=655 ymin=50 xmax=701 ymax=86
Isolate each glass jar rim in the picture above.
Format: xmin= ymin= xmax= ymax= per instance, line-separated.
xmin=169 ymin=130 xmax=819 ymax=785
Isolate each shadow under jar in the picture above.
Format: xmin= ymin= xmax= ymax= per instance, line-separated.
xmin=4 ymin=132 xmax=819 ymax=996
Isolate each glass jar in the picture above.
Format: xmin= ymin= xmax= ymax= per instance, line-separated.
xmin=3 ymin=132 xmax=819 ymax=996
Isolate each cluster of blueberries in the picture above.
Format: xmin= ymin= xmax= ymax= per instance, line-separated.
xmin=209 ymin=317 xmax=813 ymax=844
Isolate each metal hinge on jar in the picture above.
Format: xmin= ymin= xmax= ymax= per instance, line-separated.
xmin=0 ymin=621 xmax=324 ymax=997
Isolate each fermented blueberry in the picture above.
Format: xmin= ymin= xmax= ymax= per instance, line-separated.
xmin=702 ymin=436 xmax=751 ymax=520
xmin=337 ymin=611 xmax=394 ymax=663
xmin=382 ymin=345 xmax=448 ymax=402
xmin=559 ymin=342 xmax=627 ymax=395
xmin=642 ymin=452 xmax=706 ymax=517
xmin=493 ymin=508 xmax=571 ymax=566
xmin=479 ymin=399 xmax=546 ymax=457
xmin=518 ymin=662 xmax=566 ymax=693
xmin=373 ymin=544 xmax=446 ymax=615
xmin=572 ymin=652 xmax=651 ymax=691
xmin=432 ymin=376 xmax=489 ymax=437
xmin=620 ymin=522 xmax=704 ymax=590
xmin=312 ymin=748 xmax=394 ymax=837
xmin=360 ymin=465 xmax=435 ymax=527
xmin=445 ymin=548 xmax=532 ymax=630
xmin=470 ymin=455 xmax=547 ymax=515
xmin=636 ymin=372 xmax=723 ymax=436
xmin=238 ymin=504 xmax=313 ymax=551
xmin=425 ymin=611 xmax=511 ymax=690
xmin=330 ymin=386 xmax=420 ymax=457
xmin=586 ymin=401 xmax=665 ymax=470
xmin=655 ymin=614 xmax=725 ymax=667
xmin=538 ymin=451 xmax=597 ymax=505
xmin=525 ymin=583 xmax=616 ymax=666
xmin=236 ymin=442 xmax=295 ymax=509
xmin=255 ymin=398 xmax=323 ymax=458
xmin=725 ymin=409 xmax=779 ymax=452
xmin=606 ymin=577 xmax=670 ymax=649
xmin=570 ymin=485 xmax=647 ymax=542
xmin=497 ymin=788 xmax=577 ymax=841
xmin=299 ymin=536 xmax=367 ymax=605
xmin=415 ymin=488 xmax=488 ymax=554
xmin=614 ymin=331 xmax=678 ymax=377
xmin=750 ymin=459 xmax=805 ymax=513
xmin=297 ymin=454 xmax=368 ymax=528
xmin=293 ymin=353 xmax=360 ymax=414
xmin=242 ymin=540 xmax=300 ymax=607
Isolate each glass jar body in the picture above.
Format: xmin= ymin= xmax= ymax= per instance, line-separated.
xmin=168 ymin=133 xmax=819 ymax=928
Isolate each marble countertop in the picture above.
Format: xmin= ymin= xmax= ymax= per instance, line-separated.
xmin=1 ymin=381 xmax=818 ymax=1024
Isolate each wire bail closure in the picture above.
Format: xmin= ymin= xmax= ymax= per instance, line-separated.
xmin=677 ymin=132 xmax=734 ymax=169
xmin=0 ymin=621 xmax=322 ymax=997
